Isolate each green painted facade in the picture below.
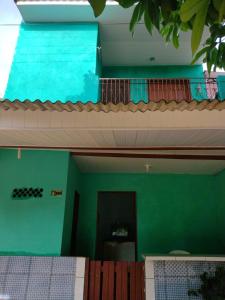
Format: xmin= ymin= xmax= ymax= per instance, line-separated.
xmin=0 ymin=149 xmax=70 ymax=256
xmin=5 ymin=24 xmax=99 ymax=103
xmin=217 ymin=75 xmax=225 ymax=100
xmin=61 ymin=157 xmax=81 ymax=255
xmin=3 ymin=22 xmax=225 ymax=102
xmin=1 ymin=150 xmax=225 ymax=259
xmin=77 ymin=172 xmax=223 ymax=260
xmin=102 ymin=65 xmax=204 ymax=78
xmin=215 ymin=169 xmax=225 ymax=238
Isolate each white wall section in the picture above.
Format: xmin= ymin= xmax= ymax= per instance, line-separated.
xmin=0 ymin=0 xmax=22 ymax=97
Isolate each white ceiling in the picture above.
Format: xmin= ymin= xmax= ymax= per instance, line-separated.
xmin=16 ymin=2 xmax=208 ymax=65
xmin=1 ymin=128 xmax=225 ymax=147
xmin=100 ymin=24 xmax=195 ymax=66
xmin=74 ymin=156 xmax=225 ymax=175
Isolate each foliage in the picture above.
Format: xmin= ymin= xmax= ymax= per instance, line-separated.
xmin=88 ymin=0 xmax=225 ymax=72
xmin=188 ymin=266 xmax=225 ymax=299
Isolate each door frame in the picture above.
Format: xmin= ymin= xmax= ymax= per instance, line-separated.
xmin=70 ymin=190 xmax=80 ymax=256
xmin=95 ymin=191 xmax=137 ymax=261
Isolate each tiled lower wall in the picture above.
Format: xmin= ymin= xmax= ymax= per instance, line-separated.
xmin=145 ymin=260 xmax=225 ymax=300
xmin=0 ymin=256 xmax=86 ymax=300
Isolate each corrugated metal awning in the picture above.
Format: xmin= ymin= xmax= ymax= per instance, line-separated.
xmin=0 ymin=99 xmax=225 ymax=112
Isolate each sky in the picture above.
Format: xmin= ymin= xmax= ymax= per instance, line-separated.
xmin=0 ymin=0 xmax=22 ymax=24
xmin=0 ymin=0 xmax=22 ymax=97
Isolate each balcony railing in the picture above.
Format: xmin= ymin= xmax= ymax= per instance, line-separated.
xmin=100 ymin=78 xmax=225 ymax=104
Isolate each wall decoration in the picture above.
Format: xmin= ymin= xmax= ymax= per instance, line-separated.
xmin=51 ymin=190 xmax=63 ymax=197
xmin=12 ymin=188 xmax=43 ymax=199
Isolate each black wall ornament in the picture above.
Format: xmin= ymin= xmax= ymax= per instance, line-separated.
xmin=12 ymin=188 xmax=44 ymax=199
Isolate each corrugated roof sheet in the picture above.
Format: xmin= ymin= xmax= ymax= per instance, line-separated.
xmin=1 ymin=99 xmax=225 ymax=112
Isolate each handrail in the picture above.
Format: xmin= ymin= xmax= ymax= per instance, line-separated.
xmin=99 ymin=77 xmax=224 ymax=104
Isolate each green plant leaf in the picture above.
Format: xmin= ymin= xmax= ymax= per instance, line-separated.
xmin=172 ymin=27 xmax=179 ymax=48
xmin=213 ymin=0 xmax=222 ymax=11
xmin=191 ymin=46 xmax=210 ymax=64
xmin=129 ymin=2 xmax=145 ymax=33
xmin=161 ymin=25 xmax=174 ymax=42
xmin=161 ymin=0 xmax=172 ymax=21
xmin=147 ymin=0 xmax=160 ymax=30
xmin=144 ymin=9 xmax=153 ymax=34
xmin=219 ymin=0 xmax=225 ymax=21
xmin=207 ymin=51 xmax=213 ymax=73
xmin=89 ymin=0 xmax=106 ymax=17
xmin=190 ymin=267 xmax=225 ymax=298
xmin=191 ymin=0 xmax=209 ymax=54
xmin=180 ymin=0 xmax=207 ymax=22
xmin=117 ymin=0 xmax=137 ymax=8
xmin=213 ymin=0 xmax=225 ymax=20
xmin=144 ymin=1 xmax=153 ymax=34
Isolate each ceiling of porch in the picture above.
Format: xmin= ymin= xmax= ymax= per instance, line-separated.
xmin=1 ymin=128 xmax=225 ymax=148
xmin=73 ymin=155 xmax=225 ymax=175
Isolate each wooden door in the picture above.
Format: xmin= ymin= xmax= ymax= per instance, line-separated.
xmin=148 ymin=79 xmax=192 ymax=102
xmin=101 ymin=80 xmax=130 ymax=104
xmin=84 ymin=260 xmax=145 ymax=300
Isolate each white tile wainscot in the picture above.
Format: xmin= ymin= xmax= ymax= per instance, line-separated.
xmin=0 ymin=256 xmax=86 ymax=300
xmin=144 ymin=255 xmax=225 ymax=300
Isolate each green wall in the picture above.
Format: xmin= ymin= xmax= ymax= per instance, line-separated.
xmin=215 ymin=169 xmax=225 ymax=248
xmin=61 ymin=156 xmax=81 ymax=255
xmin=217 ymin=75 xmax=225 ymax=100
xmin=102 ymin=65 xmax=206 ymax=101
xmin=102 ymin=65 xmax=204 ymax=78
xmin=0 ymin=149 xmax=70 ymax=256
xmin=1 ymin=150 xmax=225 ymax=260
xmin=5 ymin=23 xmax=99 ymax=103
xmin=77 ymin=172 xmax=223 ymax=261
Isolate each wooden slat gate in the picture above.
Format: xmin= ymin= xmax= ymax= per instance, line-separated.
xmin=84 ymin=260 xmax=145 ymax=300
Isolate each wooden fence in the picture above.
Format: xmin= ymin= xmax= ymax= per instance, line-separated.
xmin=84 ymin=260 xmax=145 ymax=300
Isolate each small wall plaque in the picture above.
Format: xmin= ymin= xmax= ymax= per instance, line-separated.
xmin=51 ymin=190 xmax=63 ymax=197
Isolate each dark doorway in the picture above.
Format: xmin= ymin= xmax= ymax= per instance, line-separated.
xmin=101 ymin=79 xmax=130 ymax=104
xmin=96 ymin=192 xmax=137 ymax=261
xmin=70 ymin=191 xmax=80 ymax=256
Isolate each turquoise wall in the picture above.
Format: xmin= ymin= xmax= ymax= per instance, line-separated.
xmin=0 ymin=149 xmax=70 ymax=256
xmin=217 ymin=75 xmax=225 ymax=100
xmin=102 ymin=65 xmax=206 ymax=102
xmin=5 ymin=24 xmax=99 ymax=103
xmin=76 ymin=172 xmax=224 ymax=261
xmin=102 ymin=65 xmax=204 ymax=78
xmin=61 ymin=156 xmax=81 ymax=255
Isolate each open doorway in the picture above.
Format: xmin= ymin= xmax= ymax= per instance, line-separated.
xmin=96 ymin=191 xmax=137 ymax=261
xmin=70 ymin=191 xmax=80 ymax=256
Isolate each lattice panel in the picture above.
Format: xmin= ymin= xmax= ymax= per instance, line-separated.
xmin=12 ymin=188 xmax=43 ymax=199
xmin=154 ymin=261 xmax=225 ymax=300
xmin=0 ymin=256 xmax=82 ymax=300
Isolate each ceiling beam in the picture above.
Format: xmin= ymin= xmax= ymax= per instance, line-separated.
xmin=71 ymin=152 xmax=225 ymax=160
xmin=1 ymin=145 xmax=225 ymax=151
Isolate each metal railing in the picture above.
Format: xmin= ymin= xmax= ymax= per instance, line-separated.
xmin=100 ymin=78 xmax=224 ymax=104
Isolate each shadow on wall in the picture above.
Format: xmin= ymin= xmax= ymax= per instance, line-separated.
xmin=66 ymin=71 xmax=99 ymax=103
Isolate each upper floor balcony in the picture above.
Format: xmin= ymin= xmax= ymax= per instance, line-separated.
xmin=1 ymin=76 xmax=225 ymax=113
xmin=99 ymin=77 xmax=225 ymax=105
